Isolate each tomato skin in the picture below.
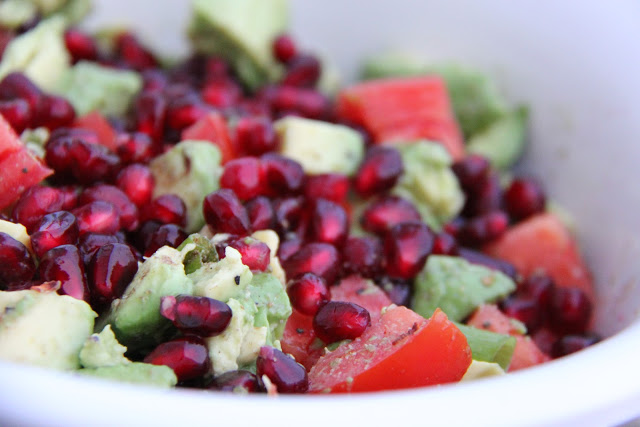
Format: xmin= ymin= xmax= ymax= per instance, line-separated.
xmin=182 ymin=112 xmax=236 ymax=163
xmin=72 ymin=111 xmax=117 ymax=151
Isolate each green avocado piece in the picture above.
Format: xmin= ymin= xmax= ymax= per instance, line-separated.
xmin=0 ymin=0 xmax=38 ymax=29
xmin=149 ymin=140 xmax=222 ymax=233
xmin=243 ymin=272 xmax=291 ymax=344
xmin=275 ymin=116 xmax=365 ymax=176
xmin=103 ymin=246 xmax=193 ymax=349
xmin=0 ymin=17 xmax=70 ymax=91
xmin=0 ymin=289 xmax=96 ymax=370
xmin=467 ymin=106 xmax=529 ymax=170
xmin=54 ymin=61 xmax=142 ymax=117
xmin=455 ymin=323 xmax=516 ymax=371
xmin=178 ymin=233 xmax=219 ymax=275
xmin=190 ymin=246 xmax=253 ymax=302
xmin=361 ymin=51 xmax=430 ymax=80
xmin=79 ymin=362 xmax=177 ymax=388
xmin=79 ymin=325 xmax=130 ymax=369
xmin=188 ymin=0 xmax=287 ymax=90
xmin=412 ymin=255 xmax=516 ymax=322
xmin=50 ymin=0 xmax=91 ymax=25
xmin=461 ymin=360 xmax=506 ymax=381
xmin=392 ymin=141 xmax=464 ymax=230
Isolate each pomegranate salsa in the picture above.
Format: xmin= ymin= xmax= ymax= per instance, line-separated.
xmin=0 ymin=0 xmax=598 ymax=394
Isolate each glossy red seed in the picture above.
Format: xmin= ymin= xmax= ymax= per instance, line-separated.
xmin=287 ymin=273 xmax=329 ymax=316
xmin=462 ymin=171 xmax=502 ymax=217
xmin=12 ymin=186 xmax=67 ymax=232
xmin=281 ymin=55 xmax=321 ymax=88
xmin=72 ymin=201 xmax=121 ymax=235
xmin=228 ymin=237 xmax=271 ymax=271
xmin=0 ymin=99 xmax=32 ymax=133
xmin=133 ymin=220 xmax=161 ymax=253
xmin=551 ymin=333 xmax=600 ymax=358
xmin=261 ymin=85 xmax=330 ymax=120
xmin=303 ymin=173 xmax=349 ymax=203
xmin=452 ymin=154 xmax=491 ymax=191
xmin=549 ymin=287 xmax=592 ymax=334
xmin=256 ymin=346 xmax=308 ymax=394
xmin=272 ymin=34 xmax=298 ymax=64
xmin=361 ymin=196 xmax=422 ymax=235
xmin=201 ymin=79 xmax=242 ymax=108
xmin=431 ymin=232 xmax=458 ymax=255
xmin=245 ymin=196 xmax=275 ymax=231
xmin=116 ymin=132 xmax=155 ymax=164
xmin=0 ymin=72 xmax=43 ymax=111
xmin=203 ymin=189 xmax=251 ymax=236
xmin=36 ymin=95 xmax=76 ymax=130
xmin=234 ymin=116 xmax=278 ymax=156
xmin=313 ymin=301 xmax=371 ymax=344
xmin=377 ymin=276 xmax=413 ymax=307
xmin=0 ymin=232 xmax=35 ymax=286
xmin=308 ymin=198 xmax=349 ymax=246
xmin=134 ymin=91 xmax=166 ymax=142
xmin=141 ymin=69 xmax=168 ymax=93
xmin=144 ymin=223 xmax=188 ymax=257
xmin=211 ymin=370 xmax=265 ymax=393
xmin=458 ymin=210 xmax=509 ymax=246
xmin=79 ymin=185 xmax=139 ymax=231
xmin=341 ymin=236 xmax=383 ymax=278
xmin=30 ymin=211 xmax=79 ymax=259
xmin=115 ymin=33 xmax=158 ymax=71
xmin=273 ymin=196 xmax=305 ymax=236
xmin=144 ymin=337 xmax=211 ymax=382
xmin=457 ymin=248 xmax=518 ymax=280
xmin=160 ymin=295 xmax=232 ymax=337
xmin=503 ymin=177 xmax=546 ymax=221
xmin=354 ymin=146 xmax=404 ymax=197
xmin=261 ymin=153 xmax=304 ymax=195
xmin=277 ymin=236 xmax=303 ymax=263
xmin=38 ymin=244 xmax=89 ymax=301
xmin=220 ymin=157 xmax=266 ymax=201
xmin=64 ymin=28 xmax=98 ymax=63
xmin=141 ymin=194 xmax=187 ymax=227
xmin=89 ymin=243 xmax=138 ymax=307
xmin=203 ymin=57 xmax=230 ymax=82
xmin=518 ymin=273 xmax=556 ymax=309
xmin=283 ymin=242 xmax=341 ymax=285
xmin=58 ymin=185 xmax=80 ymax=210
xmin=47 ymin=138 xmax=120 ymax=185
xmin=384 ymin=222 xmax=434 ymax=279
xmin=501 ymin=296 xmax=543 ymax=332
xmin=78 ymin=232 xmax=121 ymax=266
xmin=115 ymin=164 xmax=155 ymax=207
xmin=166 ymin=96 xmax=210 ymax=131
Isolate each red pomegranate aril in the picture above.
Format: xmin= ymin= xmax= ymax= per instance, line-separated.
xmin=160 ymin=295 xmax=232 ymax=337
xmin=432 ymin=232 xmax=459 ymax=255
xmin=220 ymin=157 xmax=266 ymax=201
xmin=144 ymin=337 xmax=211 ymax=382
xmin=551 ymin=333 xmax=600 ymax=358
xmin=272 ymin=34 xmax=298 ymax=64
xmin=30 ymin=211 xmax=79 ymax=259
xmin=281 ymin=54 xmax=321 ymax=88
xmin=457 ymin=248 xmax=519 ymax=280
xmin=0 ymin=99 xmax=32 ymax=133
xmin=262 ymin=85 xmax=329 ymax=120
xmin=458 ymin=210 xmax=509 ymax=246
xmin=66 ymin=139 xmax=120 ymax=184
xmin=0 ymin=72 xmax=43 ymax=111
xmin=452 ymin=154 xmax=491 ymax=191
xmin=141 ymin=69 xmax=169 ymax=93
xmin=462 ymin=171 xmax=502 ymax=217
xmin=519 ymin=273 xmax=556 ymax=309
xmin=116 ymin=132 xmax=155 ymax=164
xmin=201 ymin=79 xmax=242 ymax=108
xmin=303 ymin=173 xmax=349 ymax=204
xmin=73 ymin=201 xmax=121 ymax=235
xmin=384 ymin=222 xmax=434 ymax=279
xmin=228 ymin=237 xmax=271 ymax=271
xmin=203 ymin=189 xmax=251 ymax=236
xmin=141 ymin=194 xmax=187 ymax=227
xmin=58 ymin=185 xmax=80 ymax=210
xmin=283 ymin=242 xmax=341 ymax=285
xmin=79 ymin=185 xmax=139 ymax=231
xmin=501 ymin=296 xmax=543 ymax=332
xmin=277 ymin=236 xmax=303 ymax=263
xmin=144 ymin=223 xmax=188 ymax=257
xmin=12 ymin=186 xmax=67 ymax=232
xmin=234 ymin=116 xmax=278 ymax=156
xmin=308 ymin=198 xmax=348 ymax=246
xmin=361 ymin=196 xmax=422 ymax=235
xmin=287 ymin=273 xmax=329 ymax=316
xmin=78 ymin=232 xmax=121 ymax=265
xmin=261 ymin=153 xmax=304 ymax=195
xmin=504 ymin=177 xmax=546 ymax=221
xmin=166 ymin=96 xmax=210 ymax=131
xmin=89 ymin=243 xmax=138 ymax=307
xmin=115 ymin=164 xmax=155 ymax=207
xmin=378 ymin=276 xmax=413 ymax=307
xmin=245 ymin=196 xmax=275 ymax=231
xmin=0 ymin=233 xmax=36 ymax=286
xmin=38 ymin=244 xmax=89 ymax=301
xmin=134 ymin=91 xmax=167 ymax=142
xmin=273 ymin=196 xmax=305 ymax=236
xmin=341 ymin=236 xmax=383 ymax=278
xmin=36 ymin=95 xmax=76 ymax=130
xmin=133 ymin=220 xmax=161 ymax=253
xmin=211 ymin=370 xmax=265 ymax=393
xmin=354 ymin=146 xmax=404 ymax=198
xmin=64 ymin=28 xmax=98 ymax=63
xmin=115 ymin=32 xmax=158 ymax=71
xmin=203 ymin=57 xmax=231 ymax=82
xmin=549 ymin=287 xmax=592 ymax=334
xmin=256 ymin=346 xmax=308 ymax=394
xmin=313 ymin=301 xmax=371 ymax=344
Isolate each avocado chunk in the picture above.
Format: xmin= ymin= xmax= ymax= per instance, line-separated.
xmin=150 ymin=140 xmax=222 ymax=233
xmin=0 ymin=17 xmax=70 ymax=91
xmin=103 ymin=246 xmax=194 ymax=348
xmin=0 ymin=1 xmax=38 ymax=30
xmin=467 ymin=106 xmax=529 ymax=170
xmin=188 ymin=0 xmax=287 ymax=90
xmin=412 ymin=255 xmax=516 ymax=322
xmin=79 ymin=363 xmax=177 ymax=388
xmin=242 ymin=272 xmax=291 ymax=344
xmin=251 ymin=229 xmax=286 ymax=285
xmin=178 ymin=233 xmax=219 ymax=275
xmin=455 ymin=323 xmax=516 ymax=370
xmin=392 ymin=141 xmax=464 ymax=230
xmin=54 ymin=61 xmax=142 ymax=117
xmin=0 ymin=289 xmax=96 ymax=370
xmin=361 ymin=51 xmax=431 ymax=80
xmin=275 ymin=117 xmax=365 ymax=176
xmin=461 ymin=360 xmax=506 ymax=381
xmin=190 ymin=246 xmax=253 ymax=302
xmin=79 ymin=325 xmax=130 ymax=369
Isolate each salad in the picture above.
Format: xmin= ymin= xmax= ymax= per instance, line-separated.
xmin=0 ymin=0 xmax=599 ymax=394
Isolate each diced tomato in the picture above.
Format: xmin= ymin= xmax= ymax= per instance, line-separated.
xmin=329 ymin=275 xmax=392 ymax=322
xmin=308 ymin=307 xmax=471 ymax=393
xmin=467 ymin=304 xmax=550 ymax=372
xmin=0 ymin=114 xmax=25 ymax=162
xmin=483 ymin=213 xmax=595 ymax=302
xmin=336 ymin=76 xmax=465 ymax=160
xmin=280 ymin=309 xmax=324 ymax=370
xmin=181 ymin=112 xmax=236 ymax=163
xmin=72 ymin=111 xmax=118 ymax=151
xmin=0 ymin=149 xmax=53 ymax=210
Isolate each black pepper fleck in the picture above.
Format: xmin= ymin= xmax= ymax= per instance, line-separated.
xmin=296 ymin=328 xmax=305 ymax=334
xmin=234 ymin=275 xmax=240 ymax=285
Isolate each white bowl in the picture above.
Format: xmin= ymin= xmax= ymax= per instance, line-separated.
xmin=2 ymin=1 xmax=640 ymax=426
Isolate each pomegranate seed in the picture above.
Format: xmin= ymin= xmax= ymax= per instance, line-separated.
xmin=58 ymin=185 xmax=80 ymax=210
xmin=277 ymin=235 xmax=303 ymax=263
xmin=211 ymin=370 xmax=265 ymax=393
xmin=116 ymin=132 xmax=155 ymax=164
xmin=0 ymin=72 xmax=43 ymax=111
xmin=12 ymin=186 xmax=67 ymax=232
xmin=313 ymin=301 xmax=371 ymax=343
xmin=361 ymin=196 xmax=422 ymax=235
xmin=64 ymin=28 xmax=98 ymax=63
xmin=36 ymin=95 xmax=76 ymax=130
xmin=220 ymin=157 xmax=266 ymax=201
xmin=88 ymin=243 xmax=138 ymax=307
xmin=287 ymin=273 xmax=329 ymax=316
xmin=384 ymin=222 xmax=434 ymax=279
xmin=303 ymin=173 xmax=349 ymax=203
xmin=551 ymin=333 xmax=600 ymax=358
xmin=203 ymin=57 xmax=230 ymax=82
xmin=272 ymin=34 xmax=298 ymax=64
xmin=134 ymin=91 xmax=166 ymax=142
xmin=457 ymin=248 xmax=519 ymax=280
xmin=354 ymin=146 xmax=404 ymax=197
xmin=504 ymin=177 xmax=546 ymax=221
xmin=234 ymin=116 xmax=278 ymax=156
xmin=203 ymin=189 xmax=251 ymax=236
xmin=501 ymin=296 xmax=543 ymax=332
xmin=201 ymin=79 xmax=242 ymax=108
xmin=133 ymin=220 xmax=161 ymax=253
xmin=519 ymin=273 xmax=556 ymax=309
xmin=245 ymin=196 xmax=275 ymax=231
xmin=462 ymin=171 xmax=502 ymax=217
xmin=46 ymin=137 xmax=120 ymax=184
xmin=341 ymin=236 xmax=383 ymax=278
xmin=256 ymin=346 xmax=308 ymax=394
xmin=115 ymin=164 xmax=155 ymax=207
xmin=78 ymin=232 xmax=121 ymax=266
xmin=79 ymin=185 xmax=139 ymax=231
xmin=38 ymin=244 xmax=89 ymax=301
xmin=49 ymin=127 xmax=100 ymax=145
xmin=72 ymin=201 xmax=121 ymax=235
xmin=261 ymin=85 xmax=330 ymax=120
xmin=160 ymin=295 xmax=232 ymax=337
xmin=308 ymin=198 xmax=348 ymax=246
xmin=452 ymin=154 xmax=491 ymax=191
xmin=432 ymin=232 xmax=459 ymax=255
xmin=377 ymin=276 xmax=413 ymax=306
xmin=261 ymin=153 xmax=304 ymax=195
xmin=144 ymin=336 xmax=211 ymax=382
xmin=283 ymin=242 xmax=341 ymax=285
xmin=141 ymin=69 xmax=169 ymax=93
xmin=30 ymin=211 xmax=79 ymax=259
xmin=141 ymin=194 xmax=187 ymax=227
xmin=458 ymin=210 xmax=509 ymax=246
xmin=166 ymin=96 xmax=210 ymax=131
xmin=281 ymin=55 xmax=321 ymax=88
xmin=0 ymin=233 xmax=35 ymax=286
xmin=549 ymin=287 xmax=592 ymax=334
xmin=144 ymin=223 xmax=188 ymax=257
xmin=0 ymin=99 xmax=32 ymax=133
xmin=273 ymin=196 xmax=305 ymax=236
xmin=228 ymin=237 xmax=271 ymax=271
xmin=115 ymin=33 xmax=158 ymax=71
